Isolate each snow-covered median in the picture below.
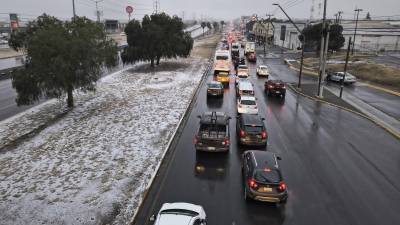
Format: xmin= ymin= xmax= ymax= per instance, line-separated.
xmin=0 ymin=57 xmax=208 ymax=225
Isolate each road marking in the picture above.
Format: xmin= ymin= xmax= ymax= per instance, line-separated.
xmin=362 ymin=83 xmax=400 ymax=97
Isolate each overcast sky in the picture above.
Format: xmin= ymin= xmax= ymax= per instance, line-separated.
xmin=0 ymin=0 xmax=399 ymax=22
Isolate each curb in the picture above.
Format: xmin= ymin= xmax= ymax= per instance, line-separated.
xmin=129 ymin=59 xmax=213 ymax=225
xmin=288 ymin=84 xmax=400 ymax=140
xmin=287 ymin=63 xmax=319 ymax=77
xmin=363 ymin=83 xmax=400 ymax=97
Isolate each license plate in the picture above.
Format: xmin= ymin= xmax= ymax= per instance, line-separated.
xmin=208 ymin=147 xmax=216 ymax=150
xmin=276 ymin=91 xmax=280 ymax=94
xmin=259 ymin=187 xmax=273 ymax=192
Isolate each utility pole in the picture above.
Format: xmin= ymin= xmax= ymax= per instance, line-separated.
xmin=337 ymin=11 xmax=343 ymax=24
xmin=352 ymin=8 xmax=363 ymax=55
xmin=72 ymin=0 xmax=76 ymax=18
xmin=340 ymin=36 xmax=352 ymax=98
xmin=317 ymin=0 xmax=327 ymax=97
xmin=94 ymin=0 xmax=103 ymax=23
xmin=273 ymin=3 xmax=305 ymax=89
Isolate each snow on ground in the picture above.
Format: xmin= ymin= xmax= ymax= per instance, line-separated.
xmin=0 ymin=57 xmax=208 ymax=225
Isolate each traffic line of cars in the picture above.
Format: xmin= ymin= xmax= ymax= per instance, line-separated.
xmin=150 ymin=33 xmax=287 ymax=225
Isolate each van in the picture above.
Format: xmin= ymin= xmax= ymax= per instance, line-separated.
xmin=236 ymin=81 xmax=254 ymax=97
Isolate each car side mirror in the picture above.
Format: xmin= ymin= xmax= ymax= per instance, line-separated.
xmin=261 ymin=117 xmax=265 ymax=121
xmin=228 ymin=116 xmax=232 ymax=120
xmin=276 ymin=156 xmax=282 ymax=160
xmin=150 ymin=214 xmax=156 ymax=221
xmin=197 ymin=115 xmax=201 ymax=119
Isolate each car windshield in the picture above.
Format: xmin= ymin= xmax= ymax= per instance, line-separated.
xmin=241 ymin=100 xmax=256 ymax=105
xmin=254 ymin=169 xmax=281 ymax=184
xmin=245 ymin=125 xmax=263 ymax=133
xmin=216 ymin=55 xmax=228 ymax=60
xmin=238 ymin=75 xmax=248 ymax=78
xmin=260 ymin=67 xmax=267 ymax=70
xmin=160 ymin=209 xmax=199 ymax=217
xmin=208 ymin=83 xmax=221 ymax=89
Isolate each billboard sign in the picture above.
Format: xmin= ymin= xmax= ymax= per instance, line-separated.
xmin=9 ymin=13 xmax=19 ymax=30
xmin=280 ymin=25 xmax=286 ymax=41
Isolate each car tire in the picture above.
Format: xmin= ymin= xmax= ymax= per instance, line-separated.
xmin=281 ymin=94 xmax=286 ymax=99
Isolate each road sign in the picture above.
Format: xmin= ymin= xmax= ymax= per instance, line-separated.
xmin=126 ymin=6 xmax=133 ymax=14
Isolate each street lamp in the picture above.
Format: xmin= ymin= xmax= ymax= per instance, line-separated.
xmin=352 ymin=8 xmax=363 ymax=55
xmin=273 ymin=3 xmax=305 ymax=89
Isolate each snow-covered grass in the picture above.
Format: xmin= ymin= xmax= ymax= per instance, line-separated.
xmin=0 ymin=57 xmax=208 ymax=225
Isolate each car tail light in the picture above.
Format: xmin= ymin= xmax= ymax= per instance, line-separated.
xmin=254 ymin=105 xmax=258 ymax=109
xmin=282 ymin=85 xmax=286 ymax=89
xmin=262 ymin=131 xmax=267 ymax=139
xmin=194 ymin=135 xmax=199 ymax=144
xmin=238 ymin=104 xmax=242 ymax=108
xmin=278 ymin=182 xmax=287 ymax=192
xmin=240 ymin=130 xmax=246 ymax=137
xmin=248 ymin=179 xmax=258 ymax=189
xmin=268 ymin=85 xmax=274 ymax=88
xmin=223 ymin=138 xmax=230 ymax=146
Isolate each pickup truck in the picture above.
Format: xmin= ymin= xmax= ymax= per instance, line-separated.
xmin=194 ymin=112 xmax=231 ymax=152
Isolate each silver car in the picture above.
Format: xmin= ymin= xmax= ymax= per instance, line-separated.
xmin=327 ymin=72 xmax=357 ymax=84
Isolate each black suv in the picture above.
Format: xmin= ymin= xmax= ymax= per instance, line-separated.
xmin=236 ymin=114 xmax=267 ymax=146
xmin=194 ymin=112 xmax=231 ymax=152
xmin=207 ymin=81 xmax=224 ymax=97
xmin=242 ymin=150 xmax=288 ymax=203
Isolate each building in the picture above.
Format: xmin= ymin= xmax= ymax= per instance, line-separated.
xmin=252 ymin=21 xmax=274 ymax=44
xmin=340 ymin=20 xmax=400 ymax=52
xmin=272 ymin=21 xmax=306 ymax=50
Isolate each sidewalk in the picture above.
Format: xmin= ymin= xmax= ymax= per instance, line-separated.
xmin=290 ymin=83 xmax=400 ymax=138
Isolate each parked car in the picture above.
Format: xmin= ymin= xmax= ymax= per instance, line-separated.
xmin=194 ymin=112 xmax=231 ymax=152
xmin=256 ymin=65 xmax=269 ymax=77
xmin=242 ymin=150 xmax=288 ymax=203
xmin=236 ymin=80 xmax=254 ymax=97
xmin=207 ymin=81 xmax=224 ymax=97
xmin=237 ymin=95 xmax=258 ymax=114
xmin=151 ymin=202 xmax=207 ymax=225
xmin=283 ymin=58 xmax=296 ymax=64
xmin=236 ymin=114 xmax=267 ymax=146
xmin=326 ymin=72 xmax=357 ymax=84
xmin=265 ymin=80 xmax=286 ymax=98
xmin=216 ymin=72 xmax=230 ymax=86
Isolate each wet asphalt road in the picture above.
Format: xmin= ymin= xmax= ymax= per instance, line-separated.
xmin=263 ymin=47 xmax=400 ymax=120
xmin=133 ymin=51 xmax=400 ymax=225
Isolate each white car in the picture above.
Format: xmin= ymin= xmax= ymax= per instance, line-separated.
xmin=237 ymin=95 xmax=258 ymax=114
xmin=152 ymin=202 xmax=207 ymax=225
xmin=327 ymin=72 xmax=357 ymax=84
xmin=256 ymin=65 xmax=269 ymax=77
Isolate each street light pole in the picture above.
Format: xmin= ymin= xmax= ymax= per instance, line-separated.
xmin=317 ymin=0 xmax=328 ymax=97
xmin=273 ymin=3 xmax=305 ymax=89
xmin=72 ymin=0 xmax=76 ymax=18
xmin=352 ymin=8 xmax=363 ymax=55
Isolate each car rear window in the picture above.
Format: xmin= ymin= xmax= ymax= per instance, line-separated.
xmin=208 ymin=83 xmax=221 ymax=89
xmin=160 ymin=209 xmax=199 ymax=217
xmin=216 ymin=55 xmax=228 ymax=60
xmin=254 ymin=169 xmax=281 ymax=184
xmin=244 ymin=125 xmax=263 ymax=133
xmin=241 ymin=100 xmax=256 ymax=105
xmin=238 ymin=65 xmax=248 ymax=69
xmin=200 ymin=124 xmax=227 ymax=138
xmin=218 ymin=73 xmax=229 ymax=77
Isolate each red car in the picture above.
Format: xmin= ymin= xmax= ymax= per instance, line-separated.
xmin=247 ymin=52 xmax=257 ymax=62
xmin=265 ymin=80 xmax=286 ymax=98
